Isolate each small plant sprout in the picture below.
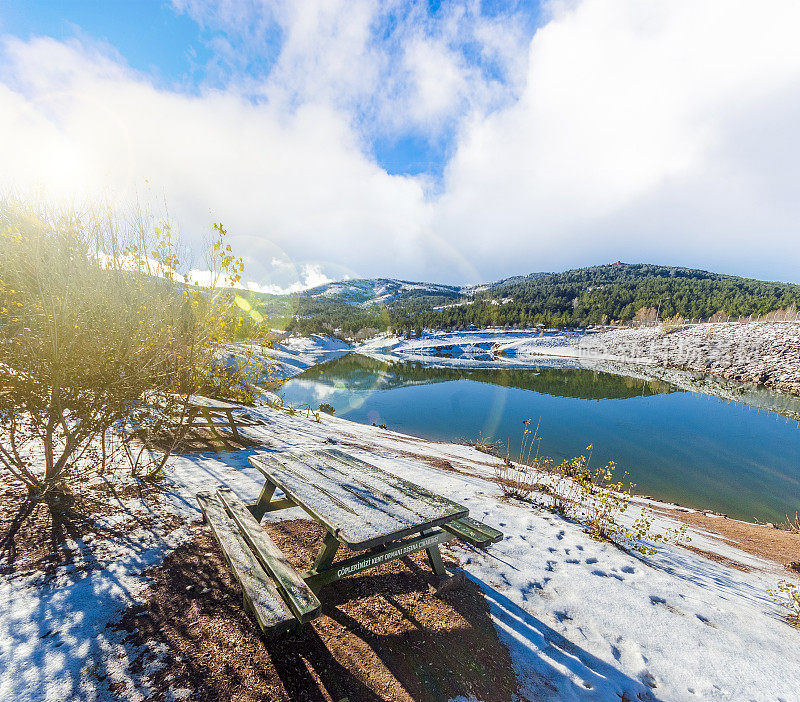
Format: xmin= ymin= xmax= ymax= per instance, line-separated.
xmin=768 ymin=580 xmax=800 ymax=626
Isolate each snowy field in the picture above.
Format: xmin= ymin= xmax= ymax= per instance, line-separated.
xmin=2 ymin=404 xmax=799 ymax=701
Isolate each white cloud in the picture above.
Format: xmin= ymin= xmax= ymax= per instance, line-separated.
xmin=2 ymin=0 xmax=800 ymax=285
xmin=0 ymin=34 xmax=434 ymax=285
xmin=435 ymin=0 xmax=800 ymax=282
xmin=245 ymin=263 xmax=339 ymax=294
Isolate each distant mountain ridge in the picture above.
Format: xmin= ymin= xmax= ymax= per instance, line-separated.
xmin=238 ymin=263 xmax=800 ymax=334
xmin=300 ymin=271 xmax=554 ymax=308
xmin=303 ymin=278 xmax=465 ymax=307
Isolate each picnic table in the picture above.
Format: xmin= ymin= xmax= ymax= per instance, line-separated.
xmin=196 ymin=448 xmax=503 ymax=636
xmin=176 ymin=394 xmax=265 ymax=441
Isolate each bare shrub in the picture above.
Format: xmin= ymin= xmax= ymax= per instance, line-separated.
xmin=0 ymin=197 xmax=269 ymax=550
xmin=466 ymin=432 xmax=501 ymax=456
xmin=494 ymin=457 xmax=551 ymax=500
xmin=546 ymin=449 xmax=688 ymax=554
xmin=492 ymin=423 xmax=689 ymax=554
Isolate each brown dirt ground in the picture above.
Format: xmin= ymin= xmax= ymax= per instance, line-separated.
xmin=652 ymin=506 xmax=800 ymax=572
xmin=114 ymin=518 xmax=521 ymax=702
xmin=0 ymin=473 xmax=182 ymax=577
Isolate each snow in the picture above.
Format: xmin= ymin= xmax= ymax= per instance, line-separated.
xmin=249 ymin=333 xmax=351 ymax=381
xmin=0 ymin=514 xmax=196 ymax=701
xmin=2 ymin=395 xmax=799 ymax=699
xmin=304 ymin=278 xmax=463 ymax=306
xmin=356 ymin=329 xmax=586 ymax=369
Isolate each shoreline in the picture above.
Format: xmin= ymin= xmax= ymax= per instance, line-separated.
xmin=500 ymin=321 xmax=800 ymax=397
xmin=262 ymin=330 xmax=800 ymax=525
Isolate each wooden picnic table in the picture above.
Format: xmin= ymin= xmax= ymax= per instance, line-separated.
xmin=248 ymin=448 xmax=469 ymax=583
xmin=196 ymin=447 xmax=503 ymax=636
xmin=180 ymin=394 xmax=253 ymax=440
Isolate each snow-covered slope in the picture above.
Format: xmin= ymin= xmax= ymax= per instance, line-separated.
xmin=303 ymin=278 xmax=464 ymax=307
xmin=1 ymin=406 xmax=798 ymax=700
xmin=301 ymin=274 xmax=552 ymax=308
xmin=181 ymin=412 xmax=800 ymax=701
xmin=253 ymin=333 xmax=352 ymax=381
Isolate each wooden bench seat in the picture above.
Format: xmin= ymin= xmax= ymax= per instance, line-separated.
xmin=196 ymin=491 xmax=296 ymax=636
xmin=442 ymin=516 xmax=504 ymax=547
xmin=216 ymin=487 xmax=322 ymax=623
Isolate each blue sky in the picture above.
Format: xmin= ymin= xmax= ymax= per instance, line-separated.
xmin=1 ymin=0 xmax=540 ymax=180
xmin=0 ymin=1 xmax=214 ymax=85
xmin=1 ymin=1 xmax=800 ymax=289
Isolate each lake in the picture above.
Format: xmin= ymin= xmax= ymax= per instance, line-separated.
xmin=277 ymin=354 xmax=800 ymax=523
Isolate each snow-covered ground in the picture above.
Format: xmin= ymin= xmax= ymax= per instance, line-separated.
xmin=356 ymin=329 xmax=586 ymax=369
xmin=248 ymin=333 xmax=352 ymax=381
xmin=2 ymin=405 xmax=798 ymax=701
xmin=496 ymin=322 xmax=800 ymax=396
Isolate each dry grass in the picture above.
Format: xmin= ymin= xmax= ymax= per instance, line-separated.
xmin=779 ymin=511 xmax=800 ymax=534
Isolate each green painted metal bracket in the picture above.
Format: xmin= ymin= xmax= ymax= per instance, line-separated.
xmin=303 ymin=529 xmax=452 ymax=591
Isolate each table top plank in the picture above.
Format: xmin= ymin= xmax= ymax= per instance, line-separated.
xmin=290 ymin=451 xmax=450 ymax=531
xmin=320 ymin=449 xmax=468 ymax=515
xmin=248 ymin=450 xmax=468 ymax=550
xmin=312 ymin=450 xmax=462 ymax=525
xmin=251 ymin=453 xmax=431 ymax=544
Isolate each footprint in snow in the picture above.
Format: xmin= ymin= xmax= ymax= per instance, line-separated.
xmin=621 ymin=565 xmax=636 ymax=574
xmin=585 ymin=557 xmax=598 ymax=564
xmin=556 ymin=530 xmax=565 ymax=540
xmin=650 ymin=595 xmax=683 ymax=615
xmin=696 ymin=613 xmax=717 ymax=628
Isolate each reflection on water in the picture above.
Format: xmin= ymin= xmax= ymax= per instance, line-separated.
xmin=278 ymin=354 xmax=800 ymax=523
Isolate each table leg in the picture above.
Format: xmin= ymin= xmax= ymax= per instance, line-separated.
xmin=422 ymin=529 xmax=447 ymax=577
xmin=200 ymin=407 xmax=225 ymax=441
xmin=225 ymin=409 xmax=241 ymax=440
xmin=312 ymin=531 xmax=340 ymax=573
xmin=247 ymin=481 xmax=275 ymax=521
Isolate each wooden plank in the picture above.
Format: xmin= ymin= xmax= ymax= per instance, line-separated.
xmin=321 ymin=449 xmax=466 ymax=514
xmin=216 ymin=487 xmax=322 ymax=623
xmin=186 ymin=394 xmax=242 ymax=410
xmin=249 ymin=451 xmax=468 ymax=550
xmin=457 ymin=516 xmax=503 ymax=543
xmin=196 ymin=491 xmax=295 ymax=636
xmin=442 ymin=517 xmax=503 ymax=547
xmin=312 ymin=451 xmax=458 ymax=523
xmin=249 ymin=453 xmax=365 ymax=542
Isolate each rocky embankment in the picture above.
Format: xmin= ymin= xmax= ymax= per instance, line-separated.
xmin=576 ymin=321 xmax=800 ymax=395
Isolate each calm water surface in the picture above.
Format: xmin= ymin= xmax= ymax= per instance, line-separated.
xmin=278 ymin=354 xmax=800 ymax=522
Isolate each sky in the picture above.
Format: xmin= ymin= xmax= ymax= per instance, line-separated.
xmin=1 ymin=0 xmax=799 ymax=291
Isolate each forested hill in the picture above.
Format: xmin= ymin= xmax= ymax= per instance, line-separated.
xmin=239 ymin=263 xmax=800 ymax=335
xmin=438 ymin=263 xmax=800 ymax=329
